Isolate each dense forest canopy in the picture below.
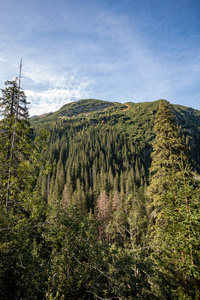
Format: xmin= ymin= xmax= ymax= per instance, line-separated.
xmin=1 ymin=80 xmax=200 ymax=299
xmin=32 ymin=98 xmax=200 ymax=209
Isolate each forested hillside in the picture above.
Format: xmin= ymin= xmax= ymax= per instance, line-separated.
xmin=1 ymin=86 xmax=200 ymax=300
xmin=32 ymin=99 xmax=200 ymax=211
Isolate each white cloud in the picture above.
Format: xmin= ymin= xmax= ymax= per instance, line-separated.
xmin=26 ymin=85 xmax=92 ymax=116
xmin=23 ymin=62 xmax=94 ymax=116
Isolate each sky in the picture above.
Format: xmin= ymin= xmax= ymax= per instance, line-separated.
xmin=0 ymin=0 xmax=200 ymax=116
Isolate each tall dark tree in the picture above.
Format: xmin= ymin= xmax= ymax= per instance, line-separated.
xmin=0 ymin=67 xmax=49 ymax=299
xmin=147 ymin=100 xmax=186 ymax=205
xmin=147 ymin=100 xmax=200 ymax=298
xmin=0 ymin=68 xmax=32 ymax=211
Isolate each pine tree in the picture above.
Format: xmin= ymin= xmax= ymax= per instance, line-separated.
xmin=147 ymin=100 xmax=200 ymax=298
xmin=0 ymin=69 xmax=49 ymax=299
xmin=147 ymin=100 xmax=186 ymax=210
xmin=62 ymin=183 xmax=72 ymax=207
xmin=0 ymin=71 xmax=32 ymax=211
xmin=71 ymin=178 xmax=87 ymax=213
xmin=111 ymin=190 xmax=120 ymax=211
xmin=95 ymin=190 xmax=111 ymax=241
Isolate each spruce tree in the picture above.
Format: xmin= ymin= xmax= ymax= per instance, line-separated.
xmin=147 ymin=100 xmax=200 ymax=298
xmin=0 ymin=76 xmax=31 ymax=210
xmin=0 ymin=69 xmax=49 ymax=299
xmin=147 ymin=100 xmax=186 ymax=209
xmin=95 ymin=190 xmax=110 ymax=241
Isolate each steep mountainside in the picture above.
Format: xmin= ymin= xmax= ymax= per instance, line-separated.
xmin=31 ymin=99 xmax=200 ymax=210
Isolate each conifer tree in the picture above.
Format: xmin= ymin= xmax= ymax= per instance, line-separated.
xmin=71 ymin=178 xmax=87 ymax=213
xmin=62 ymin=183 xmax=72 ymax=207
xmin=0 ymin=71 xmax=32 ymax=210
xmin=95 ymin=190 xmax=110 ymax=241
xmin=147 ymin=100 xmax=200 ymax=298
xmin=147 ymin=100 xmax=186 ymax=209
xmin=0 ymin=69 xmax=49 ymax=299
xmin=111 ymin=190 xmax=120 ymax=211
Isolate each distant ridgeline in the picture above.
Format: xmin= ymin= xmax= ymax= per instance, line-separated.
xmin=31 ymin=99 xmax=200 ymax=210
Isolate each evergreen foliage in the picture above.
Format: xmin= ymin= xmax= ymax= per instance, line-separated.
xmin=1 ymin=88 xmax=200 ymax=300
xmin=32 ymin=99 xmax=200 ymax=213
xmin=147 ymin=100 xmax=187 ymax=209
xmin=147 ymin=100 xmax=200 ymax=299
xmin=0 ymin=78 xmax=32 ymax=210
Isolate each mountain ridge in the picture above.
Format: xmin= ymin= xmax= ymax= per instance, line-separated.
xmin=31 ymin=98 xmax=200 ymax=213
xmin=31 ymin=98 xmax=200 ymax=122
xmin=31 ymin=99 xmax=200 ymax=172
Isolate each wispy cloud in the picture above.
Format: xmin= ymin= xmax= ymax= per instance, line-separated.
xmin=88 ymin=6 xmax=200 ymax=107
xmin=0 ymin=0 xmax=200 ymax=112
xmin=23 ymin=62 xmax=94 ymax=115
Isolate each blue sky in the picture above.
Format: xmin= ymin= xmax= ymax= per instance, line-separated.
xmin=0 ymin=0 xmax=200 ymax=115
